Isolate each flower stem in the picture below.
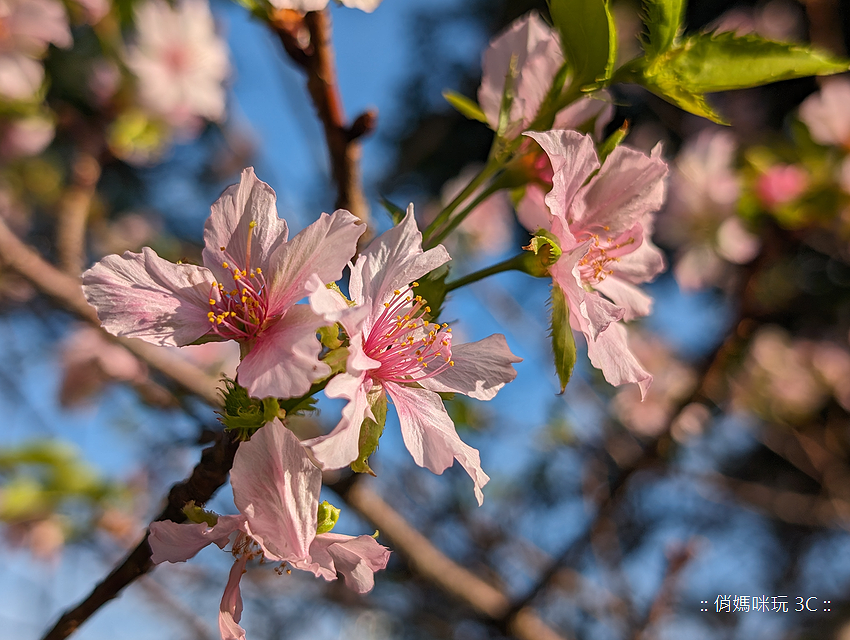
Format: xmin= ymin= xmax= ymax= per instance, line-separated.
xmin=445 ymin=253 xmax=530 ymax=292
xmin=422 ymin=157 xmax=501 ymax=245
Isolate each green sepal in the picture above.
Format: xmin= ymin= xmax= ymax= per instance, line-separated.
xmin=523 ymin=230 xmax=562 ymax=275
xmin=182 ymin=501 xmax=219 ymax=527
xmin=597 ymin=120 xmax=629 ymax=163
xmin=380 ymin=196 xmax=407 ymax=224
xmin=318 ymin=323 xmax=343 ymax=350
xmin=442 ymin=90 xmax=489 ymax=124
xmin=322 ymin=346 xmax=350 ymax=376
xmin=316 ymin=500 xmax=341 ymax=534
xmin=350 ymin=387 xmax=388 ymax=476
xmin=641 ymin=0 xmax=685 ymax=56
xmin=496 ymin=54 xmax=519 ymax=138
xmin=549 ymin=0 xmax=617 ymax=88
xmin=217 ymin=376 xmax=284 ymax=438
xmin=550 ymin=285 xmax=577 ymax=393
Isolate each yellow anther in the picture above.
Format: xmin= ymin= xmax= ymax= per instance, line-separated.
xmin=233 ymin=273 xmax=241 ymax=280
xmin=256 ymin=267 xmax=262 ymax=274
xmin=450 ymin=361 xmax=455 ymax=366
xmin=412 ymin=282 xmax=419 ymax=287
xmin=220 ymin=246 xmax=226 ymax=251
xmin=249 ymin=220 xmax=257 ymax=229
xmin=447 ymin=328 xmax=452 ymax=333
xmin=209 ymin=298 xmax=216 ymax=305
xmin=208 ymin=317 xmax=215 ymax=323
xmin=425 ymin=306 xmax=431 ymax=313
xmin=417 ymin=357 xmax=423 ymax=362
xmin=231 ymin=289 xmax=238 ymax=295
xmin=222 ymin=262 xmax=229 ymax=269
xmin=394 ymin=289 xmax=400 ymax=295
xmin=384 ymin=303 xmax=390 ymax=308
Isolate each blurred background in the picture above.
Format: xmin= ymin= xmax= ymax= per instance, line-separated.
xmin=4 ymin=0 xmax=850 ymax=638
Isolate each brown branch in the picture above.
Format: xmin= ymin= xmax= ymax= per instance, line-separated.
xmin=339 ymin=481 xmax=572 ymax=640
xmin=55 ymin=153 xmax=100 ymax=276
xmin=0 ymin=217 xmax=221 ymax=406
xmin=270 ymin=9 xmax=373 ymax=240
xmin=42 ymin=431 xmax=240 ymax=640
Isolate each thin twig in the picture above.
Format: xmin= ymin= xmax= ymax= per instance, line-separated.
xmin=55 ymin=153 xmax=101 ymax=276
xmin=270 ymin=9 xmax=373 ymax=239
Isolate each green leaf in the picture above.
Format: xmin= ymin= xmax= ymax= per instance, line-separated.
xmin=550 ymin=285 xmax=576 ymax=393
xmin=442 ymin=89 xmax=489 ymax=124
xmin=549 ymin=0 xmax=617 ymax=87
xmin=642 ymin=0 xmax=686 ymax=56
xmin=634 ymin=32 xmax=850 ymax=123
xmin=380 ymin=196 xmax=407 ymax=224
xmin=350 ymin=388 xmax=388 ymax=476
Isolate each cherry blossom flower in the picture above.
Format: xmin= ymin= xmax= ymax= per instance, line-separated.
xmin=524 ymin=130 xmax=668 ymax=398
xmin=125 ymin=0 xmax=229 ymax=132
xmin=477 ymin=11 xmax=613 ymax=140
xmin=0 ymin=0 xmax=72 ymax=101
xmin=799 ymin=78 xmax=850 ymax=148
xmin=269 ymin=0 xmax=382 ymax=13
xmin=149 ymin=420 xmax=390 ymax=640
xmin=305 ymin=207 xmax=521 ymax=505
xmin=82 ymin=167 xmax=365 ymax=399
xmin=657 ymin=129 xmax=759 ymax=290
xmin=754 ymin=163 xmax=808 ymax=210
xmin=0 ymin=114 xmax=54 ymax=159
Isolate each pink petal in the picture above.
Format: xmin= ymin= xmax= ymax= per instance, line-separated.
xmin=231 ymin=420 xmax=319 ymax=563
xmin=0 ymin=53 xmax=44 ymax=101
xmin=236 ymin=305 xmax=330 ymax=399
xmin=585 ymin=321 xmax=652 ymax=399
xmin=306 ymin=274 xmax=373 ymax=343
xmin=524 ymin=130 xmax=600 ymax=221
xmin=594 ymin=277 xmax=653 ymax=321
xmin=296 ymin=533 xmax=390 ymax=593
xmin=82 ymin=247 xmax=215 ymax=347
xmin=265 ymin=209 xmax=365 ymax=314
xmin=478 ymin=12 xmax=564 ymax=134
xmin=349 ymin=205 xmax=450 ymax=311
xmin=421 ymin=334 xmax=521 ymax=400
xmin=148 ymin=515 xmax=245 ymax=564
xmin=386 ymin=382 xmax=490 ymax=505
xmin=302 ymin=373 xmax=372 ymax=470
xmin=799 ymin=78 xmax=850 ymax=147
xmin=611 ymin=234 xmax=666 ymax=284
xmin=515 ymin=183 xmax=552 ymax=234
xmin=574 ymin=144 xmax=668 ymax=235
xmin=219 ymin=553 xmax=249 ymax=640
xmin=553 ymin=91 xmax=615 ymax=140
xmin=202 ymin=167 xmax=289 ymax=284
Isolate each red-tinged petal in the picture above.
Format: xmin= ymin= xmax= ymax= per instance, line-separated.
xmin=594 ymin=277 xmax=654 ymax=321
xmin=231 ymin=420 xmax=319 ymax=563
xmin=478 ymin=12 xmax=563 ymax=135
xmin=386 ymin=382 xmax=490 ymax=505
xmin=524 ymin=130 xmax=600 ymax=220
xmin=421 ymin=334 xmax=521 ymax=400
xmin=303 ymin=373 xmax=372 ymax=470
xmin=349 ymin=205 xmax=450 ymax=312
xmin=219 ymin=553 xmax=249 ymax=640
xmin=237 ymin=305 xmax=329 ymax=399
xmin=203 ymin=167 xmax=288 ymax=283
xmin=586 ymin=321 xmax=652 ymax=399
xmin=295 ymin=533 xmax=390 ymax=593
xmin=82 ymin=247 xmax=215 ymax=347
xmin=265 ymin=209 xmax=365 ymax=314
xmin=574 ymin=144 xmax=668 ymax=236
xmin=148 ymin=515 xmax=245 ymax=564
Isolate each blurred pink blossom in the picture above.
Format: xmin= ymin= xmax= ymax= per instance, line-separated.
xmin=799 ymin=77 xmax=850 ymax=148
xmin=269 ymin=0 xmax=382 ymax=12
xmin=658 ymin=130 xmax=759 ymax=289
xmin=125 ymin=0 xmax=230 ymax=132
xmin=755 ymin=163 xmax=808 ymax=210
xmin=0 ymin=0 xmax=72 ymax=100
xmin=710 ymin=0 xmax=805 ymax=41
xmin=0 ymin=114 xmax=53 ymax=159
xmin=434 ymin=164 xmax=513 ymax=255
xmin=87 ymin=59 xmax=121 ymax=107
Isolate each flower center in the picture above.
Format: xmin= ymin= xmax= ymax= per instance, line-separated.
xmin=364 ymin=283 xmax=454 ymax=384
xmin=207 ymin=221 xmax=271 ymax=341
xmin=575 ymin=227 xmax=637 ymax=285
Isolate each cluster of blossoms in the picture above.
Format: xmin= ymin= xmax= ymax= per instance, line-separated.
xmin=82 ymin=167 xmax=522 ymax=636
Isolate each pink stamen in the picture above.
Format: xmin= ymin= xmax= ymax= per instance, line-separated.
xmin=364 ymin=285 xmax=454 ymax=384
